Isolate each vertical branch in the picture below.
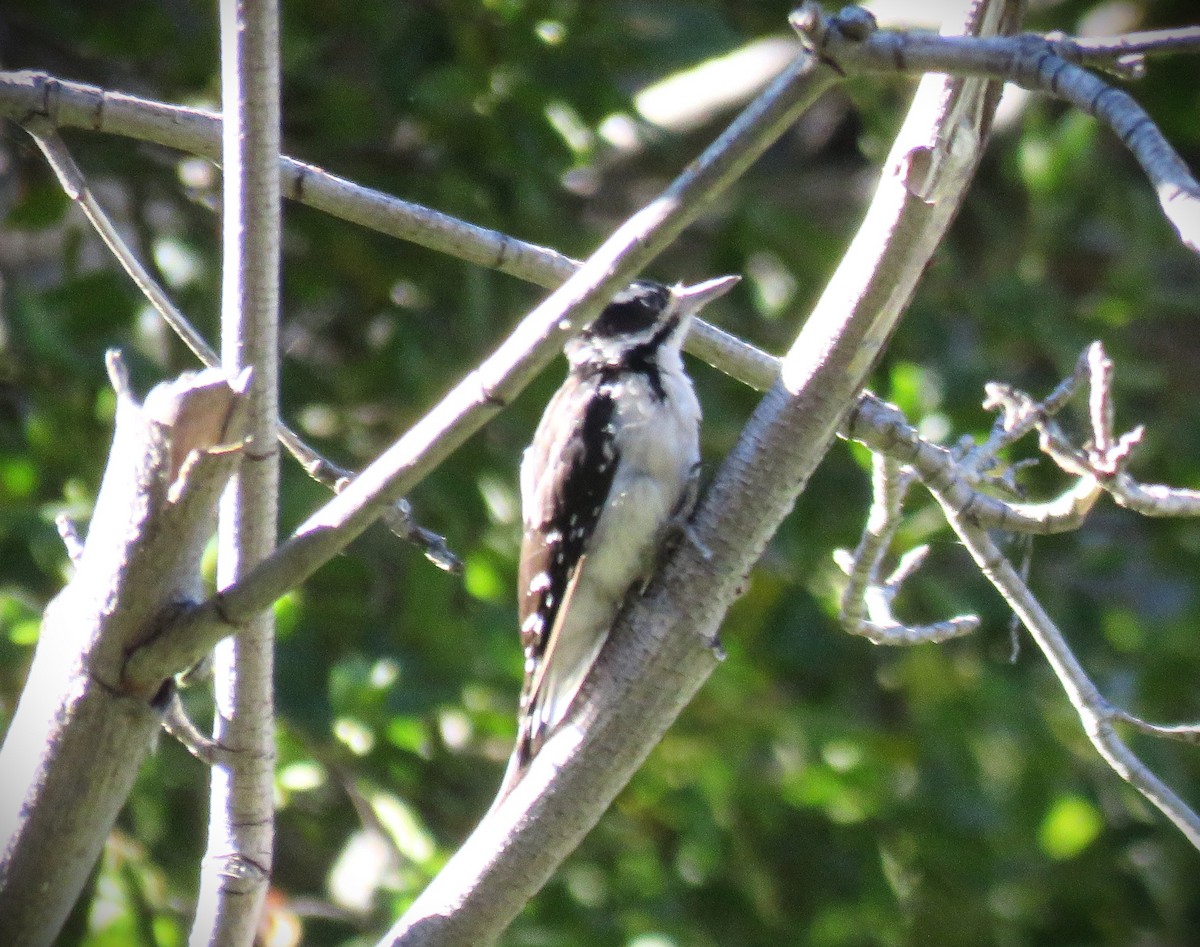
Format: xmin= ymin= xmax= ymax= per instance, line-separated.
xmin=191 ymin=0 xmax=281 ymax=944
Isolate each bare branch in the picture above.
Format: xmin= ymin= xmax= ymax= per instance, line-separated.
xmin=1104 ymin=472 xmax=1200 ymax=517
xmin=22 ymin=123 xmax=218 ymax=361
xmin=1019 ymin=344 xmax=1200 ymax=518
xmin=3 ymin=2 xmax=1197 ymax=937
xmin=1112 ymin=709 xmax=1200 ymax=745
xmin=0 ymin=71 xmax=576 ymax=286
xmin=837 ymin=453 xmax=979 ymax=644
xmin=162 ymin=692 xmax=219 ymax=765
xmin=1048 ymin=26 xmax=1200 ymax=78
xmin=790 ymin=3 xmax=1200 ymax=252
xmin=933 ymin=497 xmax=1200 ymax=850
xmin=0 ymin=361 xmax=249 ymax=945
xmin=836 ymin=359 xmax=1107 ymax=646
xmin=849 ymin=348 xmax=1200 ymax=850
xmin=1087 ymin=342 xmax=1116 ymax=460
xmin=971 ymin=345 xmax=1092 ymax=472
xmin=121 ymin=40 xmax=842 ymax=697
xmin=845 ymin=394 xmax=1103 ymax=535
xmin=190 ymin=0 xmax=283 ymax=940
xmin=0 ymin=70 xmax=786 ymax=405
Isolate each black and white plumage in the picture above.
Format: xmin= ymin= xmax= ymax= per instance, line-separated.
xmin=497 ymin=274 xmax=740 ymax=800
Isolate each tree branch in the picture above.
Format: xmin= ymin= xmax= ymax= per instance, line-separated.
xmin=120 ymin=37 xmax=842 ymax=698
xmin=380 ymin=2 xmax=1019 ymax=943
xmin=836 ymin=452 xmax=979 ymax=644
xmin=0 ymin=357 xmax=249 ymax=946
xmin=844 ymin=347 xmax=1200 ymax=851
xmin=1049 ymin=25 xmax=1200 ymax=78
xmin=935 ymin=493 xmax=1200 ymax=849
xmin=0 ymin=69 xmax=775 ymax=399
xmin=190 ymin=0 xmax=282 ymax=942
xmin=845 ymin=392 xmax=1104 ymax=535
xmin=0 ymin=70 xmax=577 ymax=288
xmin=791 ymin=3 xmax=1200 ymax=251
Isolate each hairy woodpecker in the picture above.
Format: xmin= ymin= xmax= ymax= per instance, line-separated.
xmin=497 ymin=274 xmax=740 ymax=800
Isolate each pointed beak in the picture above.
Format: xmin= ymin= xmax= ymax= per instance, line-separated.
xmin=674 ymin=274 xmax=741 ymax=312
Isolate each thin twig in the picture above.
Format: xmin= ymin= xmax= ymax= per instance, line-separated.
xmin=791 ymin=3 xmax=1200 ymax=252
xmin=161 ymin=692 xmax=219 ymax=765
xmin=936 ymin=498 xmax=1200 ymax=849
xmin=122 ymin=45 xmax=841 ymax=694
xmin=20 ymin=122 xmax=460 ymax=573
xmin=837 ymin=452 xmax=979 ymax=644
xmin=967 ymin=346 xmax=1092 ymax=475
xmin=1048 ymin=26 xmax=1200 ymax=79
xmin=1113 ymin=711 xmax=1200 ymax=746
xmin=1029 ymin=344 xmax=1200 ymax=517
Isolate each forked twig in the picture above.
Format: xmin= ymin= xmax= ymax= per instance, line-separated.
xmin=22 ymin=121 xmax=460 ymax=574
xmin=845 ymin=345 xmax=1200 ymax=850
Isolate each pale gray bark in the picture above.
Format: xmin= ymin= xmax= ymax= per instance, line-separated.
xmin=3 ymin=1 xmax=1200 ymax=943
xmin=190 ymin=0 xmax=282 ymax=944
xmin=0 ymin=361 xmax=249 ymax=946
xmin=380 ymin=2 xmax=1021 ymax=943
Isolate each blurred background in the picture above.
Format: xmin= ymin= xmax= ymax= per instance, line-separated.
xmin=2 ymin=1 xmax=1199 ymax=944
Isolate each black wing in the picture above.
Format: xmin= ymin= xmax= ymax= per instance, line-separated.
xmin=506 ymin=375 xmax=620 ymax=786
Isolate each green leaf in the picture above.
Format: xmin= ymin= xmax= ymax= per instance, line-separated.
xmin=1038 ymin=794 xmax=1103 ymax=860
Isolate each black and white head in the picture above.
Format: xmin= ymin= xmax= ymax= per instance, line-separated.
xmin=566 ymin=275 xmax=740 ymax=370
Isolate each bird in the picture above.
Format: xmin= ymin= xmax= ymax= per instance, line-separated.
xmin=496 ymin=273 xmax=740 ymax=802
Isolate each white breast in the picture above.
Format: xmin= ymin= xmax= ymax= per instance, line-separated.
xmin=585 ymin=360 xmax=701 ymax=599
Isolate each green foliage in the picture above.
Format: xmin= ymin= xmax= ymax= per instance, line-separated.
xmin=3 ymin=0 xmax=1200 ymax=944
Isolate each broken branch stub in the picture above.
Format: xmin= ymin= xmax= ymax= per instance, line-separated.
xmin=0 ymin=355 xmax=250 ymax=947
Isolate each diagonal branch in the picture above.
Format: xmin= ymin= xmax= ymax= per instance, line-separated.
xmin=0 ymin=70 xmax=577 ymax=287
xmin=120 ymin=39 xmax=842 ymax=697
xmin=380 ymin=2 xmax=1022 ymax=943
xmin=934 ymin=495 xmax=1200 ymax=849
xmin=19 ymin=121 xmax=459 ymax=572
xmin=791 ymin=3 xmax=1200 ymax=251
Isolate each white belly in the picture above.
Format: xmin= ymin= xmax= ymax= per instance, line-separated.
xmin=584 ymin=366 xmax=700 ymax=600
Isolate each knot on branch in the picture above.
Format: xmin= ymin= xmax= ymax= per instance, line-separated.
xmin=59 ymin=353 xmax=254 ymax=697
xmin=789 ymin=4 xmax=877 ymax=47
